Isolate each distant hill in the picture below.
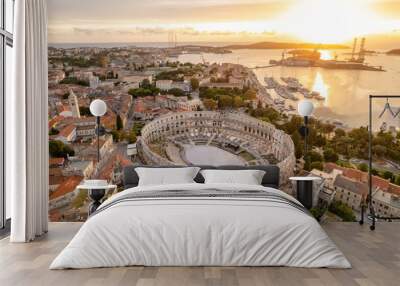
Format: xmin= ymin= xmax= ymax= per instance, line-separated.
xmin=224 ymin=41 xmax=349 ymax=50
xmin=387 ymin=49 xmax=400 ymax=55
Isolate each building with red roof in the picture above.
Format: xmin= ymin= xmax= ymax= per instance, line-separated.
xmin=49 ymin=157 xmax=65 ymax=168
xmin=48 ymin=115 xmax=65 ymax=129
xmin=49 ymin=175 xmax=83 ymax=210
xmin=55 ymin=124 xmax=77 ymax=143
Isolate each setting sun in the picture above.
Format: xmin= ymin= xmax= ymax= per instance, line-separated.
xmin=276 ymin=0 xmax=390 ymax=44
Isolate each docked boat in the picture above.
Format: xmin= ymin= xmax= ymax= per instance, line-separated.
xmin=276 ymin=86 xmax=298 ymax=101
xmin=264 ymin=77 xmax=278 ymax=88
xmin=281 ymin=77 xmax=302 ymax=91
xmin=311 ymin=91 xmax=325 ymax=100
xmin=274 ymin=98 xmax=285 ymax=105
xmin=332 ymin=119 xmax=344 ymax=127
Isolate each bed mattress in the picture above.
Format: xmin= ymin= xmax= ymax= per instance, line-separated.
xmin=50 ymin=183 xmax=351 ymax=269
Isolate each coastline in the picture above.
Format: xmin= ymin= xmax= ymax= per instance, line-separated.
xmin=246 ymin=67 xmax=275 ymax=107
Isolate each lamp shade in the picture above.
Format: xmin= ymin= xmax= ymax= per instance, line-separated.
xmin=298 ymin=100 xmax=314 ymax=117
xmin=90 ymin=99 xmax=107 ymax=117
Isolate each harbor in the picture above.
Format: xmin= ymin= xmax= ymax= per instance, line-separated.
xmin=263 ymin=76 xmax=324 ymax=113
xmin=269 ymin=38 xmax=385 ymax=72
xmin=175 ymin=43 xmax=400 ymax=128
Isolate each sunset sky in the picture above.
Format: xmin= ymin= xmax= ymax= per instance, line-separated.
xmin=48 ymin=0 xmax=400 ymax=48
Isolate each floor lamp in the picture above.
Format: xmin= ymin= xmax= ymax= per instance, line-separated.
xmin=86 ymin=99 xmax=107 ymax=215
xmin=298 ymin=100 xmax=315 ymax=167
xmin=90 ymin=99 xmax=107 ymax=162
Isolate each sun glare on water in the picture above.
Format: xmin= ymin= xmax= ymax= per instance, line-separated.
xmin=312 ymin=72 xmax=329 ymax=100
xmin=276 ymin=0 xmax=387 ymax=44
xmin=319 ymin=50 xmax=333 ymax=60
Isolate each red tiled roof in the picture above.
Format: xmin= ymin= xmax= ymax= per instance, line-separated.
xmin=342 ymin=168 xmax=365 ymax=182
xmin=134 ymin=100 xmax=147 ymax=113
xmin=98 ymin=159 xmax=114 ymax=180
xmin=325 ymin=162 xmax=391 ymax=191
xmin=49 ymin=209 xmax=62 ymax=222
xmin=387 ymin=184 xmax=400 ymax=196
xmin=49 ymin=175 xmax=67 ymax=186
xmin=117 ymin=154 xmax=133 ymax=168
xmin=49 ymin=167 xmax=63 ymax=177
xmin=50 ymin=175 xmax=83 ymax=200
xmin=49 ymin=157 xmax=65 ymax=166
xmin=48 ymin=115 xmax=64 ymax=129
xmin=371 ymin=176 xmax=390 ymax=191
xmin=101 ymin=113 xmax=116 ymax=130
xmin=58 ymin=124 xmax=76 ymax=137
xmin=97 ymin=154 xmax=132 ymax=180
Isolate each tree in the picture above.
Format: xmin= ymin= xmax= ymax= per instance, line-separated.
xmin=79 ymin=106 xmax=92 ymax=116
xmin=190 ymin=78 xmax=199 ymax=90
xmin=132 ymin=122 xmax=145 ymax=136
xmin=62 ymin=92 xmax=70 ymax=100
xmin=383 ymin=170 xmax=394 ymax=181
xmin=218 ymin=95 xmax=233 ymax=109
xmin=308 ymin=151 xmax=323 ymax=163
xmin=72 ymin=190 xmax=88 ymax=209
xmin=243 ymin=89 xmax=257 ymax=100
xmin=291 ymin=132 xmax=303 ymax=159
xmin=323 ymin=148 xmax=339 ymax=162
xmin=310 ymin=206 xmax=327 ymax=221
xmin=119 ymin=130 xmax=127 ymax=141
xmin=140 ymin=79 xmax=152 ymax=89
xmin=329 ymin=201 xmax=356 ymax=222
xmin=321 ymin=123 xmax=335 ymax=137
xmin=116 ymin=115 xmax=123 ymax=130
xmin=358 ymin=163 xmax=368 ymax=172
xmin=203 ymin=98 xmax=218 ymax=110
xmin=372 ymin=144 xmax=387 ymax=157
xmin=128 ymin=87 xmax=156 ymax=98
xmin=168 ymin=88 xmax=186 ymax=97
xmin=49 ymin=127 xmax=59 ymax=136
xmin=60 ymin=77 xmax=89 ymax=87
xmin=233 ymin=96 xmax=244 ymax=108
xmin=49 ymin=140 xmax=75 ymax=158
xmin=99 ymin=55 xmax=109 ymax=68
xmin=310 ymin=161 xmax=324 ymax=171
xmin=110 ymin=130 xmax=121 ymax=142
xmin=127 ymin=131 xmax=137 ymax=144
xmin=395 ymin=175 xmax=400 ymax=186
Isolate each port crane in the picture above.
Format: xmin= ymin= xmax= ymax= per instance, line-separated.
xmin=168 ymin=31 xmax=177 ymax=48
xmin=350 ymin=37 xmax=366 ymax=63
xmin=201 ymin=55 xmax=207 ymax=65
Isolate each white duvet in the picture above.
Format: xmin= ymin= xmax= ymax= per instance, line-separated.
xmin=50 ymin=183 xmax=351 ymax=269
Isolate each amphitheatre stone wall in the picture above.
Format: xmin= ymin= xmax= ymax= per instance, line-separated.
xmin=137 ymin=111 xmax=296 ymax=184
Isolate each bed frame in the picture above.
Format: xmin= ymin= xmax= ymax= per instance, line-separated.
xmin=123 ymin=165 xmax=280 ymax=189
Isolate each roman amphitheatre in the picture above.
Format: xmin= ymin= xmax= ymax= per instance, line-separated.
xmin=137 ymin=111 xmax=296 ymax=183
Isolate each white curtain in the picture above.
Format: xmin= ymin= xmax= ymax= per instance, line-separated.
xmin=8 ymin=0 xmax=49 ymax=242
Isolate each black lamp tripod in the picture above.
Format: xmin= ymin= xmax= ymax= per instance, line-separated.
xmin=359 ymin=95 xmax=400 ymax=230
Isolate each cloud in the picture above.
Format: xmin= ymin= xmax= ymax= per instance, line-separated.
xmin=68 ymin=25 xmax=275 ymax=38
xmin=48 ymin=0 xmax=292 ymax=25
xmin=373 ymin=0 xmax=400 ymax=19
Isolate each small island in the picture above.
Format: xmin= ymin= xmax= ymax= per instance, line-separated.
xmin=224 ymin=41 xmax=349 ymax=50
xmin=387 ymin=49 xmax=400 ymax=55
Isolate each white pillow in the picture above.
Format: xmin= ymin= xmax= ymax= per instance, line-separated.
xmin=136 ymin=167 xmax=200 ymax=186
xmin=200 ymin=169 xmax=266 ymax=185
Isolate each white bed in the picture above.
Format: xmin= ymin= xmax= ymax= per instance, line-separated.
xmin=50 ymin=183 xmax=351 ymax=269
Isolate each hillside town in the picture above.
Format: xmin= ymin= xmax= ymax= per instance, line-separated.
xmin=47 ymin=46 xmax=259 ymax=221
xmin=48 ymin=45 xmax=400 ymax=222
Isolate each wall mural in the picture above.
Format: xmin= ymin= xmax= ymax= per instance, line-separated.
xmin=47 ymin=0 xmax=400 ymax=222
